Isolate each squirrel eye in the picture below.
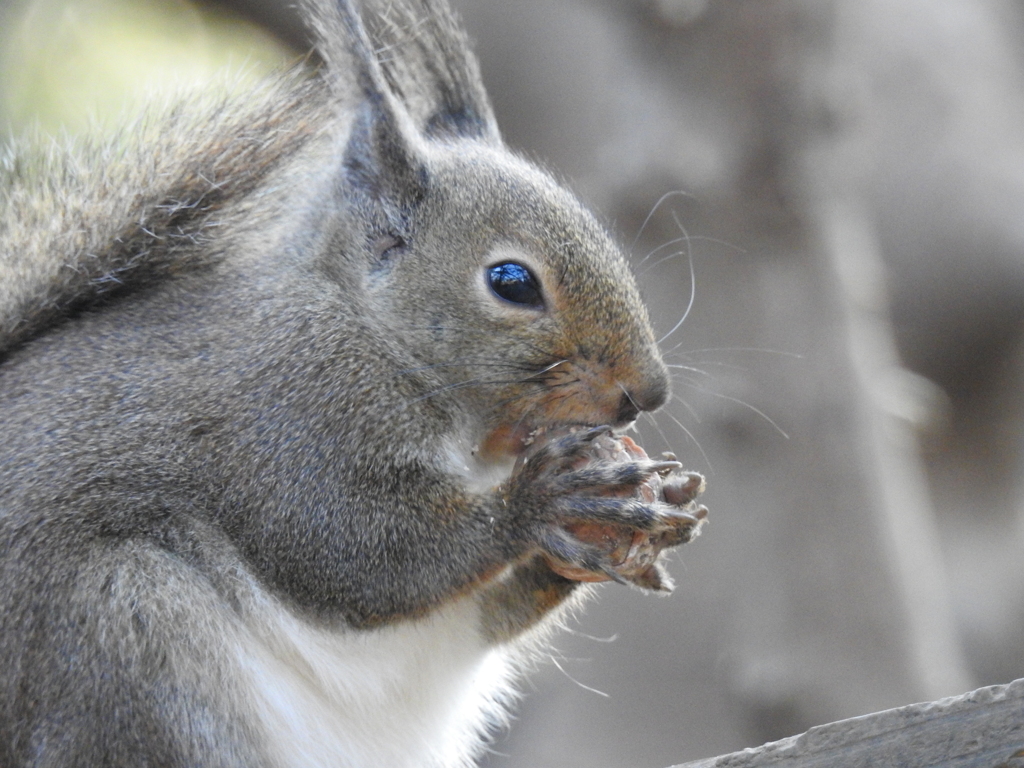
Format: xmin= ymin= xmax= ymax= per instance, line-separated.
xmin=487 ymin=262 xmax=543 ymax=308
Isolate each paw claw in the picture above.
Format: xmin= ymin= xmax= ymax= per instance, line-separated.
xmin=662 ymin=471 xmax=706 ymax=506
xmin=649 ymin=460 xmax=683 ymax=476
xmin=580 ymin=424 xmax=614 ymax=442
xmin=642 ymin=563 xmax=675 ymax=592
xmin=505 ymin=428 xmax=706 ymax=592
xmin=599 ymin=563 xmax=631 ymax=587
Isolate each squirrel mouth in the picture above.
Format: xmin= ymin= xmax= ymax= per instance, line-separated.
xmin=490 ymin=422 xmax=708 ymax=591
xmin=518 ymin=422 xmax=609 ymax=450
xmin=478 ymin=420 xmax=613 ymax=462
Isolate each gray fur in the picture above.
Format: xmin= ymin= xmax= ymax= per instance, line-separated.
xmin=0 ymin=1 xmax=671 ymax=765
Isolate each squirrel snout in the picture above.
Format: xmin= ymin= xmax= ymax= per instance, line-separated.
xmin=614 ymin=394 xmax=642 ymax=425
xmin=615 ymin=377 xmax=669 ymax=426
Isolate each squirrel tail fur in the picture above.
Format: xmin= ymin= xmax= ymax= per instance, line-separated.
xmin=0 ymin=0 xmax=495 ymax=361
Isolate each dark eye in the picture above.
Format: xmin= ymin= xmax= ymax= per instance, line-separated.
xmin=487 ymin=262 xmax=543 ymax=308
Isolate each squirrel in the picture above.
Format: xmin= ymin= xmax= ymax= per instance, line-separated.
xmin=0 ymin=1 xmax=705 ymax=766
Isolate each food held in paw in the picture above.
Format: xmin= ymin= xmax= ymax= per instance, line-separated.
xmin=527 ymin=429 xmax=708 ymax=590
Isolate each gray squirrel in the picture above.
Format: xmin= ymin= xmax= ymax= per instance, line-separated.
xmin=0 ymin=1 xmax=706 ymax=766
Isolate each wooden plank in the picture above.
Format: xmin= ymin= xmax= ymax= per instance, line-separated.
xmin=673 ymin=678 xmax=1024 ymax=768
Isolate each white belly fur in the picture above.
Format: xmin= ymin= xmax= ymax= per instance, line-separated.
xmin=234 ymin=594 xmax=517 ymax=768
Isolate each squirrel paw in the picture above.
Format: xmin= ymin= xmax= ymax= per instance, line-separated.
xmin=506 ymin=427 xmax=707 ymax=591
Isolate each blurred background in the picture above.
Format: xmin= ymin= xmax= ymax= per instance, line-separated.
xmin=3 ymin=0 xmax=1024 ymax=765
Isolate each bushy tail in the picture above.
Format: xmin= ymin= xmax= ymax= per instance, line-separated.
xmin=307 ymin=0 xmax=499 ymax=142
xmin=0 ymin=73 xmax=328 ymax=359
xmin=0 ymin=0 xmax=497 ymax=360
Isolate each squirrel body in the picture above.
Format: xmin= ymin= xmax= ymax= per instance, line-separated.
xmin=0 ymin=1 xmax=693 ymax=766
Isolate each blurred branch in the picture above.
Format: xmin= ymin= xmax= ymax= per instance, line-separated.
xmin=672 ymin=677 xmax=1024 ymax=767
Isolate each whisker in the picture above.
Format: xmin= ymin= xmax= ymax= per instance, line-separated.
xmin=668 ymin=373 xmax=704 ymax=392
xmin=638 ymin=235 xmax=746 ymax=270
xmin=663 ymin=344 xmax=805 ymax=360
xmin=639 ymin=250 xmax=685 ymax=277
xmin=548 ymin=655 xmax=610 ymax=699
xmin=640 ymin=411 xmax=673 ymax=454
xmin=534 ymin=359 xmax=569 ymax=376
xmin=669 ymin=377 xmax=715 ymax=402
xmin=404 ymin=374 xmax=528 ymax=407
xmin=676 ymin=235 xmax=747 ymax=254
xmin=560 ymin=627 xmax=619 ymax=643
xmin=521 ymin=339 xmax=564 ymax=362
xmin=636 ymin=236 xmax=688 ymax=268
xmin=670 ymin=359 xmax=759 ymax=378
xmin=419 ymin=360 xmax=573 ymax=415
xmin=662 ymin=409 xmax=712 ymax=470
xmin=396 ymin=360 xmax=537 ymax=376
xmin=667 ymin=391 xmax=702 ymax=424
xmin=656 ymin=211 xmax=696 ymax=346
xmin=616 ymin=381 xmax=643 ymax=422
xmin=390 ymin=324 xmax=567 ymax=367
xmin=686 ymin=386 xmax=789 ymax=439
xmin=665 ymin=363 xmax=716 ymax=378
xmin=629 ymin=189 xmax=693 ymax=253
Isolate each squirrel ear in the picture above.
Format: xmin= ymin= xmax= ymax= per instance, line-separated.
xmin=367 ymin=0 xmax=501 ymax=143
xmin=343 ymin=94 xmax=427 ymax=213
xmin=319 ymin=0 xmax=428 ymax=211
xmin=421 ymin=79 xmax=499 ymax=143
xmin=316 ymin=0 xmax=500 ymax=144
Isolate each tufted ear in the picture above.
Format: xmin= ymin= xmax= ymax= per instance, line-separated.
xmin=364 ymin=0 xmax=501 ymax=144
xmin=318 ymin=0 xmax=428 ymax=213
xmin=342 ymin=92 xmax=427 ymax=215
xmin=310 ymin=0 xmax=500 ymax=150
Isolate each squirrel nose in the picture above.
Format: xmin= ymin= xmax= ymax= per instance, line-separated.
xmin=615 ymin=394 xmax=641 ymax=425
xmin=614 ymin=379 xmax=668 ymax=425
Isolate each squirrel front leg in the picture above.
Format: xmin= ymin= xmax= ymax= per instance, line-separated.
xmin=476 ymin=426 xmax=705 ymax=641
xmin=240 ymin=426 xmax=688 ymax=638
xmin=476 ymin=556 xmax=581 ymax=644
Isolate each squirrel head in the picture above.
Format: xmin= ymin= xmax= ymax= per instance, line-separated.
xmin=314 ymin=0 xmax=669 ymax=463
xmin=358 ymin=142 xmax=670 ymax=459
